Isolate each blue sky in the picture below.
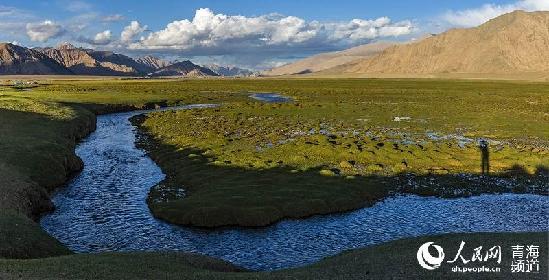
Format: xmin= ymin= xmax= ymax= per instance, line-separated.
xmin=1 ymin=0 xmax=547 ymax=69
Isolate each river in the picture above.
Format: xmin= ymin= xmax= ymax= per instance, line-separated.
xmin=41 ymin=99 xmax=549 ymax=271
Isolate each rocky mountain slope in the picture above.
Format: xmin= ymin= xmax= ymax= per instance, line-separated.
xmin=262 ymin=41 xmax=396 ymax=76
xmin=337 ymin=11 xmax=549 ymax=74
xmin=150 ymin=61 xmax=218 ymax=77
xmin=0 ymin=44 xmax=222 ymax=77
xmin=0 ymin=43 xmax=71 ymax=75
xmin=36 ymin=43 xmax=152 ymax=76
xmin=135 ymin=56 xmax=171 ymax=70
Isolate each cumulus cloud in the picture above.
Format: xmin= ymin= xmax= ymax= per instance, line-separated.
xmin=93 ymin=30 xmax=112 ymax=44
xmin=121 ymin=21 xmax=147 ymax=43
xmin=126 ymin=8 xmax=413 ymax=55
xmin=441 ymin=0 xmax=549 ymax=27
xmin=26 ymin=20 xmax=65 ymax=42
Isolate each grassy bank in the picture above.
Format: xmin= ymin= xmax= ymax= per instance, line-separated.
xmin=0 ymin=96 xmax=94 ymax=259
xmin=0 ymin=81 xmax=245 ymax=258
xmin=133 ymin=79 xmax=548 ymax=227
xmin=1 ymin=232 xmax=546 ymax=279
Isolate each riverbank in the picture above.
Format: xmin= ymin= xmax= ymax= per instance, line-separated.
xmin=0 ymin=98 xmax=175 ymax=258
xmin=0 ymin=97 xmax=94 ymax=258
xmin=0 ymin=81 xmax=248 ymax=258
xmin=1 ymin=232 xmax=547 ymax=279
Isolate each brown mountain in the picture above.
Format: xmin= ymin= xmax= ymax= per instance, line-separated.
xmin=336 ymin=11 xmax=549 ymax=75
xmin=150 ymin=61 xmax=218 ymax=77
xmin=262 ymin=41 xmax=396 ymax=76
xmin=0 ymin=43 xmax=220 ymax=77
xmin=36 ymin=43 xmax=153 ymax=76
xmin=0 ymin=43 xmax=71 ymax=75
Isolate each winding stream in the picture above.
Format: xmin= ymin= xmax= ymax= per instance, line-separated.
xmin=41 ymin=103 xmax=549 ymax=271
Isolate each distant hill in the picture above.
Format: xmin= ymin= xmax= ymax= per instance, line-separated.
xmin=207 ymin=65 xmax=257 ymax=77
xmin=0 ymin=43 xmax=220 ymax=77
xmin=335 ymin=11 xmax=549 ymax=74
xmin=262 ymin=41 xmax=396 ymax=76
xmin=0 ymin=43 xmax=71 ymax=75
xmin=36 ymin=43 xmax=152 ymax=76
xmin=150 ymin=61 xmax=218 ymax=77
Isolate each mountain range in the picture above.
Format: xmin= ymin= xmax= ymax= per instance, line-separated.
xmin=0 ymin=43 xmax=72 ymax=75
xmin=206 ymin=65 xmax=259 ymax=77
xmin=0 ymin=43 xmax=254 ymax=77
xmin=266 ymin=11 xmax=549 ymax=77
xmin=2 ymin=11 xmax=547 ymax=78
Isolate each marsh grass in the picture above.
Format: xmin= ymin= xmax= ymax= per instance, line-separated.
xmin=131 ymin=79 xmax=548 ymax=227
xmin=135 ymin=127 xmax=547 ymax=227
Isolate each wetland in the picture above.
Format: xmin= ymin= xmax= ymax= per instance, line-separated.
xmin=1 ymin=78 xmax=548 ymax=278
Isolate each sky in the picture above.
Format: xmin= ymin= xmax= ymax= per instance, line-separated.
xmin=1 ymin=0 xmax=548 ymax=69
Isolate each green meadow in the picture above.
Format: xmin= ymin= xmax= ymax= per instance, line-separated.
xmin=0 ymin=78 xmax=547 ymax=278
xmin=132 ymin=79 xmax=548 ymax=227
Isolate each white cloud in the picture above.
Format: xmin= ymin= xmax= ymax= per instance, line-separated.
xmin=442 ymin=0 xmax=549 ymax=27
xmin=121 ymin=21 xmax=147 ymax=43
xmin=102 ymin=14 xmax=125 ymax=22
xmin=126 ymin=8 xmax=413 ymax=54
xmin=93 ymin=30 xmax=112 ymax=45
xmin=26 ymin=20 xmax=65 ymax=42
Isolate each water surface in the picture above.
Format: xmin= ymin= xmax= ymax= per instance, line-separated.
xmin=249 ymin=93 xmax=292 ymax=103
xmin=41 ymin=106 xmax=549 ymax=271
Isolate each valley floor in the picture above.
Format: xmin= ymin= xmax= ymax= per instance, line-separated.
xmin=0 ymin=78 xmax=547 ymax=278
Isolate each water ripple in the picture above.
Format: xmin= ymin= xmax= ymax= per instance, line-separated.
xmin=41 ymin=106 xmax=549 ymax=271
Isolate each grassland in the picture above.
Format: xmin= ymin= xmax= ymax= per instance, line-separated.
xmin=132 ymin=79 xmax=549 ymax=227
xmin=0 ymin=78 xmax=547 ymax=279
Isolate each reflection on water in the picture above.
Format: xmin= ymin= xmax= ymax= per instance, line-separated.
xmin=41 ymin=106 xmax=549 ymax=271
